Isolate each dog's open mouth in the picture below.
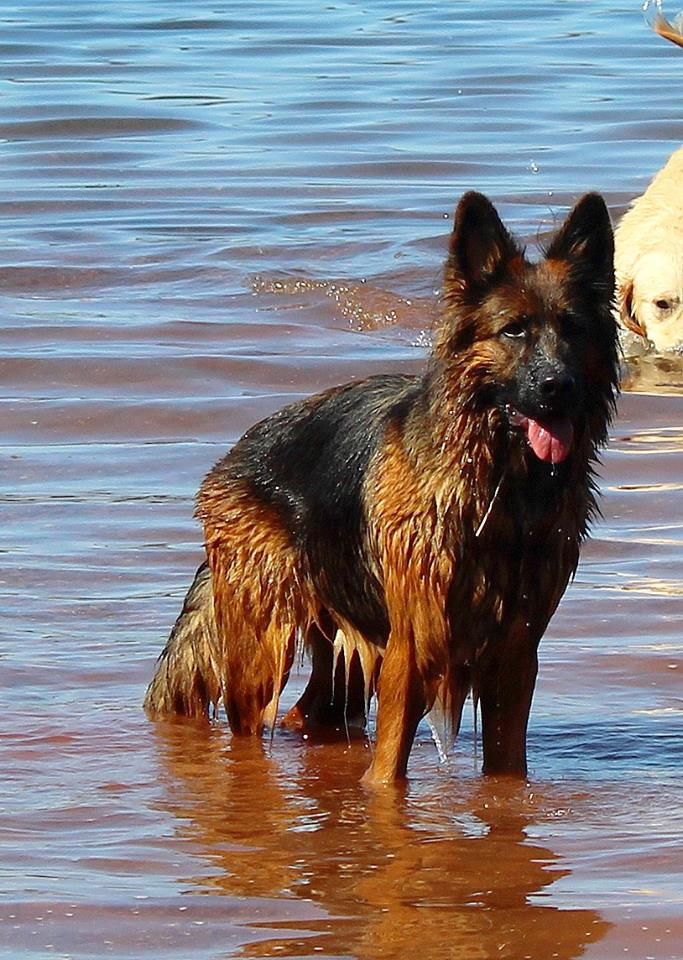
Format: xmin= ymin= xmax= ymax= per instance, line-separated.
xmin=508 ymin=408 xmax=574 ymax=464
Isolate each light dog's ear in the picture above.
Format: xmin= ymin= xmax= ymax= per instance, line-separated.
xmin=546 ymin=193 xmax=615 ymax=308
xmin=445 ymin=191 xmax=520 ymax=296
xmin=618 ymin=278 xmax=647 ymax=338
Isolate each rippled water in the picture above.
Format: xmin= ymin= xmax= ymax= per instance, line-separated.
xmin=2 ymin=3 xmax=683 ymax=959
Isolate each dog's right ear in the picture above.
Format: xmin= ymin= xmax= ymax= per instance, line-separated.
xmin=446 ymin=191 xmax=519 ymax=296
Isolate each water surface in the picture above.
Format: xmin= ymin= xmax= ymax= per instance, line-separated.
xmin=2 ymin=3 xmax=683 ymax=959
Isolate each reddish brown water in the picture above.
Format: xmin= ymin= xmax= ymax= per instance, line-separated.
xmin=2 ymin=4 xmax=683 ymax=959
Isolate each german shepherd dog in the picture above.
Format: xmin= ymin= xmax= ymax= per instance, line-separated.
xmin=145 ymin=191 xmax=619 ymax=784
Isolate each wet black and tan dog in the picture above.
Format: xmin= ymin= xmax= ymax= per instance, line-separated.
xmin=145 ymin=191 xmax=619 ymax=784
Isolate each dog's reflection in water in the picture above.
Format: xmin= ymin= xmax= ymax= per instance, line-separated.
xmin=150 ymin=720 xmax=611 ymax=960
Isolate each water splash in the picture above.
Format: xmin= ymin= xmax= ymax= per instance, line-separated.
xmin=426 ymin=701 xmax=455 ymax=764
xmin=252 ymin=274 xmax=434 ymax=331
xmin=643 ymin=0 xmax=683 ymax=47
xmin=475 ymin=468 xmax=506 ymax=538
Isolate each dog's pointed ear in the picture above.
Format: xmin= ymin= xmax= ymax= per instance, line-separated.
xmin=546 ymin=193 xmax=615 ymax=305
xmin=446 ymin=191 xmax=519 ymax=294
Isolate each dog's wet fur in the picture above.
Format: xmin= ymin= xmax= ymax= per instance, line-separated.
xmin=145 ymin=191 xmax=619 ymax=784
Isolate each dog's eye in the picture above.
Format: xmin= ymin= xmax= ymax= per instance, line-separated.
xmin=654 ymin=298 xmax=673 ymax=312
xmin=501 ymin=322 xmax=527 ymax=339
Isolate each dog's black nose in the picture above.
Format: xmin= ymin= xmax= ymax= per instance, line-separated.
xmin=540 ymin=373 xmax=576 ymax=405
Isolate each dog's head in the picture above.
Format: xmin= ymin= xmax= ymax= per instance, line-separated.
xmin=617 ymin=249 xmax=683 ymax=353
xmin=435 ymin=191 xmax=619 ymax=465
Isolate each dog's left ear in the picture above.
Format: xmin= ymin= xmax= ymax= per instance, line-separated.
xmin=546 ymin=193 xmax=615 ymax=305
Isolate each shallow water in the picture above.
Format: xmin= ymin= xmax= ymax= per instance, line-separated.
xmin=2 ymin=2 xmax=683 ymax=959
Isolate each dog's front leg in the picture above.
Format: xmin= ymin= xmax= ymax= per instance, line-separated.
xmin=478 ymin=625 xmax=538 ymax=777
xmin=362 ymin=631 xmax=428 ymax=785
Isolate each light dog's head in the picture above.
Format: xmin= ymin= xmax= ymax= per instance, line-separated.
xmin=614 ymin=146 xmax=683 ymax=355
xmin=618 ymin=248 xmax=683 ymax=353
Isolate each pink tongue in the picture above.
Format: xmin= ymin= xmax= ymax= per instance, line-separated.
xmin=526 ymin=417 xmax=574 ymax=463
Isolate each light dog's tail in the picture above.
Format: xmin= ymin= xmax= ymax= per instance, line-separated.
xmin=144 ymin=562 xmax=221 ymax=719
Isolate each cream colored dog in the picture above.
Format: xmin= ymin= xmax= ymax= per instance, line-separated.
xmin=615 ymin=146 xmax=683 ymax=353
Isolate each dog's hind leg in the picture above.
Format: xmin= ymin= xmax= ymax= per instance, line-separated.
xmin=144 ymin=561 xmax=221 ymax=719
xmin=200 ymin=485 xmax=307 ymax=737
xmin=477 ymin=626 xmax=538 ymax=777
xmin=211 ymin=556 xmax=300 ymax=737
xmin=281 ymin=615 xmax=370 ymax=733
xmin=221 ymin=619 xmax=297 ymax=735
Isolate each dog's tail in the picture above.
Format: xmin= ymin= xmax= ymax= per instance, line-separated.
xmin=144 ymin=561 xmax=221 ymax=719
